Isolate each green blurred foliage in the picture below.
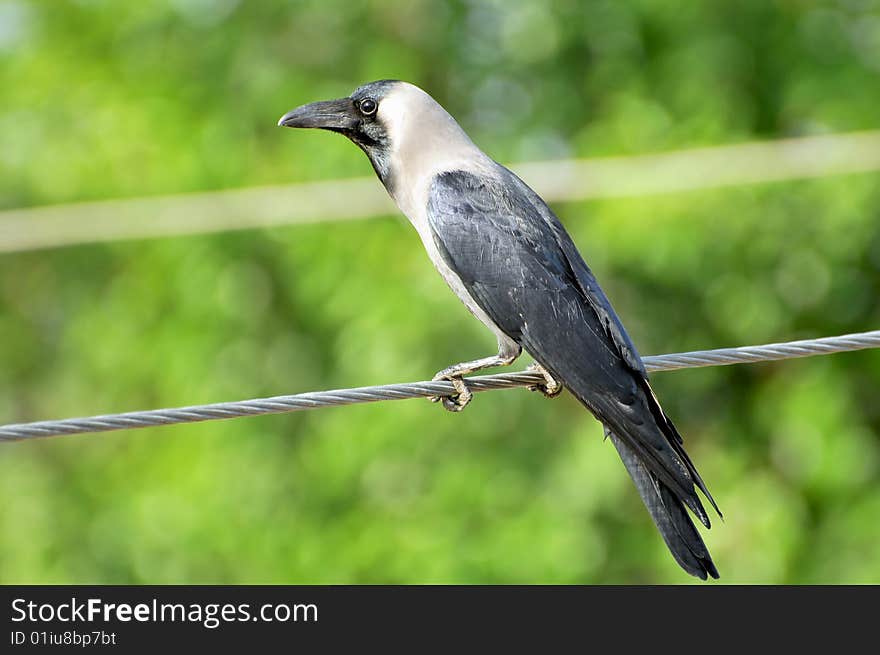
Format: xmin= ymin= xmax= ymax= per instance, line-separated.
xmin=1 ymin=0 xmax=880 ymax=583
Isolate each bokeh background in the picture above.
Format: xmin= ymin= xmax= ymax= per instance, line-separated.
xmin=2 ymin=0 xmax=880 ymax=584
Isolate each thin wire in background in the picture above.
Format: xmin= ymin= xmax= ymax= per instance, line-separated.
xmin=2 ymin=130 xmax=880 ymax=253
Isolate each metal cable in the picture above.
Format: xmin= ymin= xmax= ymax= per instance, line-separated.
xmin=1 ymin=330 xmax=878 ymax=443
xmin=0 ymin=330 xmax=880 ymax=442
xmin=638 ymin=330 xmax=880 ymax=371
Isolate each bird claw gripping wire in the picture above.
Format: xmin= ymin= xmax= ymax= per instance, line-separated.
xmin=430 ymin=372 xmax=473 ymax=412
xmin=526 ymin=362 xmax=564 ymax=398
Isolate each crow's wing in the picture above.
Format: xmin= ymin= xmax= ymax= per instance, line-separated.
xmin=426 ymin=168 xmax=719 ymax=545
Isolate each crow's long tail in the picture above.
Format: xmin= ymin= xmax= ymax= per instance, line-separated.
xmin=605 ymin=426 xmax=719 ymax=580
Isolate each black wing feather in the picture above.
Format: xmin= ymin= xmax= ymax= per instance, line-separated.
xmin=426 ymin=167 xmax=720 ymax=577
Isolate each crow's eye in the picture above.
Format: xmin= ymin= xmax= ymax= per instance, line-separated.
xmin=359 ymin=98 xmax=377 ymax=115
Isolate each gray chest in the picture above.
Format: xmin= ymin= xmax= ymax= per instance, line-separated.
xmin=391 ymin=171 xmax=510 ymax=344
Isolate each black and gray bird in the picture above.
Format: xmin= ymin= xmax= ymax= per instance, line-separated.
xmin=279 ymin=80 xmax=721 ymax=579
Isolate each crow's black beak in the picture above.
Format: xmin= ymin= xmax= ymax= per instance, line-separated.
xmin=277 ymin=98 xmax=358 ymax=130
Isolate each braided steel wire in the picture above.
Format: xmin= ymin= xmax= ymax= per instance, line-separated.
xmin=1 ymin=330 xmax=878 ymax=442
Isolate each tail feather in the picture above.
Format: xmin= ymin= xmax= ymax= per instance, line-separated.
xmin=639 ymin=377 xmax=722 ymax=520
xmin=606 ymin=427 xmax=719 ymax=580
xmin=518 ymin=313 xmax=720 ymax=578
